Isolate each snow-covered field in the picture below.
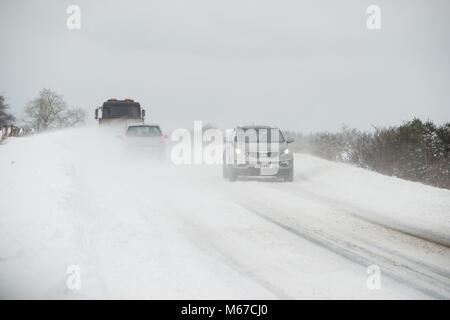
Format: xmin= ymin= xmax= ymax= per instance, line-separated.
xmin=0 ymin=127 xmax=449 ymax=299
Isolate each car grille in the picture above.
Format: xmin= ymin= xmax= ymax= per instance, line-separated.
xmin=247 ymin=151 xmax=279 ymax=158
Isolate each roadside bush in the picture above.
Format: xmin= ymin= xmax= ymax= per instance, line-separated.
xmin=288 ymin=119 xmax=449 ymax=189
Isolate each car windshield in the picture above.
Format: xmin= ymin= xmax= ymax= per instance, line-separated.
xmin=236 ymin=128 xmax=285 ymax=143
xmin=126 ymin=126 xmax=162 ymax=137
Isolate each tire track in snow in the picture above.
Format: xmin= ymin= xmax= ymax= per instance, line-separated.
xmin=231 ymin=198 xmax=450 ymax=299
xmin=160 ymin=199 xmax=293 ymax=299
xmin=265 ymin=183 xmax=450 ymax=280
xmin=182 ymin=217 xmax=293 ymax=299
xmin=273 ymin=183 xmax=450 ymax=247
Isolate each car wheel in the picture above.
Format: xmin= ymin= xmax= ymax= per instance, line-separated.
xmin=284 ymin=168 xmax=294 ymax=182
xmin=228 ymin=168 xmax=238 ymax=182
xmin=223 ymin=164 xmax=229 ymax=179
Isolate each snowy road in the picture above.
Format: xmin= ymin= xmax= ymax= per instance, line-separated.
xmin=0 ymin=127 xmax=449 ymax=299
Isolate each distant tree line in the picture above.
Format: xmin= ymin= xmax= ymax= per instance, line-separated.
xmin=286 ymin=119 xmax=450 ymax=189
xmin=0 ymin=95 xmax=15 ymax=126
xmin=0 ymin=88 xmax=86 ymax=131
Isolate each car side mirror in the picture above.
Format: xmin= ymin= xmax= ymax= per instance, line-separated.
xmin=95 ymin=108 xmax=99 ymax=120
xmin=141 ymin=109 xmax=146 ymax=118
xmin=286 ymin=138 xmax=294 ymax=144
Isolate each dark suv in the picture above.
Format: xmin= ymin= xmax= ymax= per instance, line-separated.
xmin=223 ymin=126 xmax=294 ymax=182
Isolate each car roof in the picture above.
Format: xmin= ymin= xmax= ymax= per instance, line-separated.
xmin=127 ymin=123 xmax=160 ymax=127
xmin=236 ymin=125 xmax=278 ymax=130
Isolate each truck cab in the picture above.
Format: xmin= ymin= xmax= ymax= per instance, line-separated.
xmin=95 ymin=98 xmax=146 ymax=128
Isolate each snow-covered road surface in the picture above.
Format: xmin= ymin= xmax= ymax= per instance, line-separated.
xmin=0 ymin=127 xmax=449 ymax=299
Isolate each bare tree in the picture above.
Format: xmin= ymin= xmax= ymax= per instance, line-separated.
xmin=0 ymin=95 xmax=16 ymax=125
xmin=61 ymin=107 xmax=86 ymax=127
xmin=24 ymin=89 xmax=85 ymax=131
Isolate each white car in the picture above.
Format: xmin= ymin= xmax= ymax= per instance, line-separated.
xmin=122 ymin=124 xmax=167 ymax=161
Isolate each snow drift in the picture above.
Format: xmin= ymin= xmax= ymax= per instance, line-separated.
xmin=0 ymin=127 xmax=449 ymax=299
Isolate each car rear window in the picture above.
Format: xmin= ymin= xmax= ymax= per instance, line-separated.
xmin=126 ymin=126 xmax=162 ymax=137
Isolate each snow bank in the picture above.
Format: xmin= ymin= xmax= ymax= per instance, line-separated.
xmin=294 ymin=154 xmax=450 ymax=245
xmin=0 ymin=127 xmax=448 ymax=299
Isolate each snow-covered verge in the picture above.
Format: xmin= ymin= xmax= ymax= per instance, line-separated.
xmin=0 ymin=127 xmax=449 ymax=299
xmin=293 ymin=154 xmax=450 ymax=245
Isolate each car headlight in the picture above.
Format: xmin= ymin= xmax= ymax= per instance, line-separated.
xmin=284 ymin=148 xmax=290 ymax=154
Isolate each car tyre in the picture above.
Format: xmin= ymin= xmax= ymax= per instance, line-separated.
xmin=223 ymin=164 xmax=229 ymax=179
xmin=228 ymin=168 xmax=238 ymax=182
xmin=284 ymin=168 xmax=294 ymax=182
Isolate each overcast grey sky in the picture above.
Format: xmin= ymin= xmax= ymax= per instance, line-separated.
xmin=0 ymin=0 xmax=449 ymax=132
